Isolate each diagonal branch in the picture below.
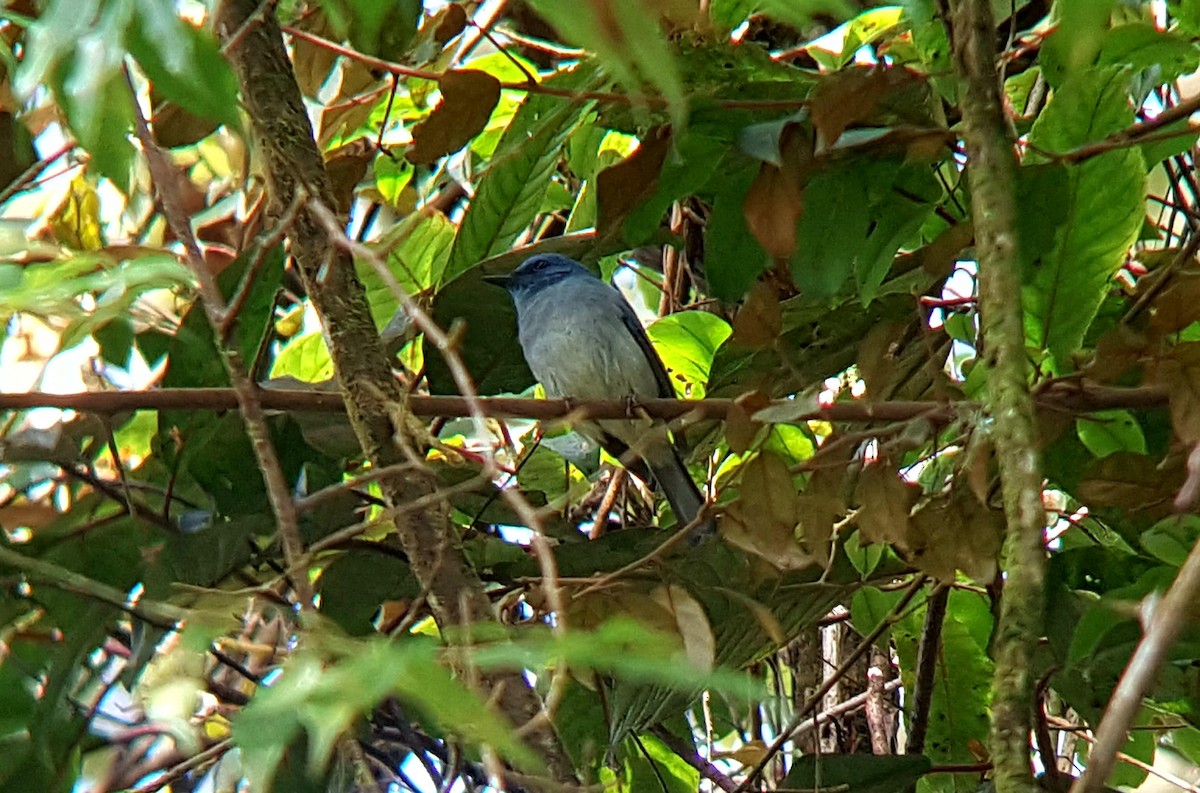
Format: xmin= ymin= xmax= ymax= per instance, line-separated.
xmin=127 ymin=70 xmax=311 ymax=604
xmin=215 ymin=2 xmax=574 ymax=780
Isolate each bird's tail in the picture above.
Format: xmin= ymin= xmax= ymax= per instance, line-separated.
xmin=646 ymin=445 xmax=716 ymax=544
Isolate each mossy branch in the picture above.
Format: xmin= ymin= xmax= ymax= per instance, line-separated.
xmin=951 ymin=3 xmax=1046 ymax=793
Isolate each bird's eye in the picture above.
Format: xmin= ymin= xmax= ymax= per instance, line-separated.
xmin=533 ymin=260 xmax=547 ymax=270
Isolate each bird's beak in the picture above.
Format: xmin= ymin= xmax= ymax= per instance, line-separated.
xmin=482 ymin=274 xmax=511 ymax=288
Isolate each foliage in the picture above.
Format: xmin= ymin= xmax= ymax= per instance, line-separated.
xmin=2 ymin=1 xmax=1200 ymax=792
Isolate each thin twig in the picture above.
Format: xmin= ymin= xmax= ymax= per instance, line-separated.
xmin=735 ymin=576 xmax=927 ymax=792
xmin=0 ymin=544 xmax=186 ymax=628
xmin=906 ymin=584 xmax=949 ymax=753
xmin=1068 ymin=530 xmax=1200 ymax=793
xmin=129 ymin=740 xmax=233 ymax=793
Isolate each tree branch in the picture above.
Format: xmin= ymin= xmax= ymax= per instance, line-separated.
xmin=0 ymin=544 xmax=187 ymax=629
xmin=0 ymin=382 xmax=1172 ymax=420
xmin=215 ymin=3 xmax=574 ymax=780
xmin=127 ymin=71 xmax=311 ymax=604
xmin=952 ymin=4 xmax=1045 ymax=793
xmin=1069 ymin=532 xmax=1200 ymax=793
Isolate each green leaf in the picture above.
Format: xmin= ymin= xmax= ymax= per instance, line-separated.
xmin=749 ymin=0 xmax=853 ymax=30
xmin=794 ymin=159 xmax=935 ymax=302
xmin=359 ymin=210 xmax=455 ymax=327
xmin=1039 ymin=0 xmax=1116 ymax=87
xmin=621 ymin=133 xmax=731 ymax=245
xmin=1096 ymin=23 xmax=1200 ymax=85
xmin=783 ymin=753 xmax=931 ymax=793
xmin=127 ymin=0 xmax=241 ymax=129
xmin=234 ymin=640 xmax=539 ymax=791
xmin=318 ymin=550 xmax=420 ymax=635
xmin=704 ymin=161 xmax=768 ymax=301
xmin=620 ymin=734 xmax=699 ymax=793
xmin=373 ymin=153 xmax=413 ymax=210
xmin=17 ymin=0 xmax=136 ymax=188
xmin=426 ymin=271 xmax=534 ymax=395
xmin=317 ymin=0 xmax=420 ymax=59
xmin=1076 ymin=410 xmax=1147 ymax=458
xmin=444 ymin=64 xmax=597 ymax=282
xmin=271 ymin=331 xmax=335 ymax=384
xmin=526 ymin=0 xmax=686 ymax=130
xmin=892 ymin=590 xmax=992 ymax=766
xmin=647 ymin=311 xmax=732 ymax=398
xmin=1025 ymin=68 xmax=1145 ymax=368
xmin=471 ymin=618 xmax=764 ymax=699
xmin=1140 ymin=516 xmax=1200 ymax=567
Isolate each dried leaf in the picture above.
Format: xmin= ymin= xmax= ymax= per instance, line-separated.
xmin=796 ymin=461 xmax=848 ymax=566
xmin=1148 ymin=272 xmax=1200 ymax=337
xmin=720 ymin=452 xmax=812 ymax=570
xmin=433 ymin=3 xmax=468 ymax=42
xmin=731 ymin=280 xmax=783 ymax=347
xmin=808 ymin=67 xmax=927 ymax=151
xmin=292 ymin=17 xmax=341 ymax=97
xmin=324 ymin=139 xmax=374 ymax=213
xmin=855 ymin=462 xmax=918 ymax=546
xmin=595 ymin=126 xmax=672 ymax=240
xmin=408 ymin=70 xmax=502 ymax=165
xmin=728 ymin=392 xmax=770 ymax=454
xmin=857 ymin=319 xmax=907 ymax=399
xmin=1077 ymin=451 xmax=1182 ymax=519
xmin=1084 ymin=325 xmax=1149 ymax=383
xmin=317 ymin=62 xmax=383 ymax=148
xmin=1152 ymin=342 xmax=1200 ymax=443
xmin=742 ymin=124 xmax=813 ymax=259
xmin=651 ymin=584 xmax=715 ymax=672
xmin=151 ymin=101 xmax=220 ymax=148
xmin=963 ymin=431 xmax=994 ymax=506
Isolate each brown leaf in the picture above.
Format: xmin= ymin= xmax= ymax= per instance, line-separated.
xmin=725 ymin=391 xmax=769 ymax=454
xmin=650 ymin=584 xmax=715 ymax=671
xmin=905 ymin=487 xmax=1001 ymax=583
xmin=963 ymin=431 xmax=994 ymax=506
xmin=808 ymin=67 xmax=927 ymax=150
xmin=1148 ymin=272 xmax=1200 ymax=337
xmin=1152 ymin=342 xmax=1200 ymax=443
xmin=857 ymin=319 xmax=907 ymax=399
xmin=292 ymin=16 xmax=341 ymax=97
xmin=902 ymin=482 xmax=998 ymax=580
xmin=796 ymin=460 xmax=848 ymax=566
xmin=1084 ymin=325 xmax=1149 ymax=383
xmin=855 ymin=462 xmax=919 ymax=546
xmin=433 ymin=3 xmax=468 ymax=42
xmin=743 ymin=163 xmax=802 ymax=258
xmin=407 ymin=70 xmax=502 ymax=165
xmin=720 ymin=452 xmax=813 ymax=570
xmin=317 ymin=62 xmax=386 ymax=148
xmin=151 ymin=102 xmax=220 ymax=148
xmin=742 ymin=124 xmax=814 ymax=261
xmin=894 ymin=221 xmax=974 ymax=279
xmin=325 ymin=139 xmax=374 ymax=213
xmin=731 ymin=280 xmax=783 ymax=347
xmin=1077 ymin=451 xmax=1182 ymax=519
xmin=595 ymin=127 xmax=672 ymax=240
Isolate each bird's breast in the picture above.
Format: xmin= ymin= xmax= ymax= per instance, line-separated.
xmin=516 ymin=287 xmax=659 ymax=400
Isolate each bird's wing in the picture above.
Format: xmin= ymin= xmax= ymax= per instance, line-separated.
xmin=611 ymin=287 xmax=676 ymax=399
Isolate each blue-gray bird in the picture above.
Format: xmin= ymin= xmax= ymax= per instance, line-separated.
xmin=485 ymin=254 xmax=713 ymax=540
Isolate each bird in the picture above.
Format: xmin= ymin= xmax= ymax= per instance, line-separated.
xmin=484 ymin=253 xmax=714 ymax=541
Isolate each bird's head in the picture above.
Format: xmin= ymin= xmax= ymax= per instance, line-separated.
xmin=482 ymin=254 xmax=593 ymax=297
